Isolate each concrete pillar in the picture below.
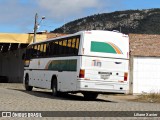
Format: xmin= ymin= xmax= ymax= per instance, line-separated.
xmin=129 ymin=55 xmax=134 ymax=94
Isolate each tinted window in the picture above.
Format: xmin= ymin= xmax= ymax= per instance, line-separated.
xmin=25 ymin=35 xmax=80 ymax=59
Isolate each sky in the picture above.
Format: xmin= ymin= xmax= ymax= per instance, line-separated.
xmin=0 ymin=0 xmax=160 ymax=33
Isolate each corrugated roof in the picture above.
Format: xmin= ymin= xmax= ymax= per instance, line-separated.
xmin=0 ymin=33 xmax=47 ymax=43
xmin=129 ymin=34 xmax=160 ymax=57
xmin=0 ymin=33 xmax=67 ymax=53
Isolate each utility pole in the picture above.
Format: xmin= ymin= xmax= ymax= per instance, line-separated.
xmin=63 ymin=18 xmax=66 ymax=33
xmin=33 ymin=13 xmax=38 ymax=43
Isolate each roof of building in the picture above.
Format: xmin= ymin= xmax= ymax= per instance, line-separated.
xmin=0 ymin=33 xmax=47 ymax=43
xmin=0 ymin=33 xmax=66 ymax=53
xmin=129 ymin=34 xmax=160 ymax=57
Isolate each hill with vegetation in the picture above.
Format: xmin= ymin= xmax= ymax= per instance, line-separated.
xmin=51 ymin=8 xmax=160 ymax=34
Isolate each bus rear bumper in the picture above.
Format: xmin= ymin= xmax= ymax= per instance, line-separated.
xmin=76 ymin=80 xmax=128 ymax=94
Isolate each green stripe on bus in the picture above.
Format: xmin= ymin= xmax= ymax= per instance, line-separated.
xmin=48 ymin=59 xmax=77 ymax=71
xmin=91 ymin=41 xmax=117 ymax=54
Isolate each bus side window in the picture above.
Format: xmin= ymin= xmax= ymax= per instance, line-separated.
xmin=29 ymin=46 xmax=33 ymax=59
xmin=52 ymin=41 xmax=57 ymax=56
xmin=37 ymin=44 xmax=41 ymax=57
xmin=54 ymin=41 xmax=59 ymax=55
xmin=43 ymin=43 xmax=46 ymax=57
xmin=48 ymin=42 xmax=53 ymax=56
xmin=59 ymin=40 xmax=63 ymax=55
xmin=67 ymin=39 xmax=72 ymax=55
xmin=72 ymin=38 xmax=76 ymax=47
xmin=46 ymin=43 xmax=50 ymax=56
xmin=65 ymin=40 xmax=69 ymax=55
xmin=51 ymin=42 xmax=55 ymax=56
xmin=32 ymin=45 xmax=37 ymax=58
xmin=75 ymin=37 xmax=80 ymax=54
xmin=72 ymin=38 xmax=76 ymax=54
xmin=62 ymin=40 xmax=67 ymax=55
xmin=39 ymin=44 xmax=44 ymax=57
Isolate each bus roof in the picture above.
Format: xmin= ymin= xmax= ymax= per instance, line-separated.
xmin=29 ymin=30 xmax=127 ymax=45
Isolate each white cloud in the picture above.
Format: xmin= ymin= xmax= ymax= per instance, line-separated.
xmin=0 ymin=0 xmax=124 ymax=33
xmin=36 ymin=0 xmax=104 ymax=20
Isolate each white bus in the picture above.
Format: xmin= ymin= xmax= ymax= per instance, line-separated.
xmin=23 ymin=30 xmax=129 ymax=99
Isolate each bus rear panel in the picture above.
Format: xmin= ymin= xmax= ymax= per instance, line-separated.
xmin=77 ymin=30 xmax=129 ymax=94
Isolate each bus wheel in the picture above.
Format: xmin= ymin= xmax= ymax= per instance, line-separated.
xmin=25 ymin=75 xmax=33 ymax=91
xmin=52 ymin=78 xmax=58 ymax=96
xmin=82 ymin=92 xmax=98 ymax=100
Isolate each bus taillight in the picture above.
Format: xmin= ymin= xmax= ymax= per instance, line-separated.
xmin=79 ymin=69 xmax=85 ymax=78
xmin=124 ymin=72 xmax=128 ymax=81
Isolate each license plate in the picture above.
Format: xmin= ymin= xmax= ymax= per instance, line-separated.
xmin=99 ymin=72 xmax=110 ymax=79
xmin=101 ymin=74 xmax=110 ymax=79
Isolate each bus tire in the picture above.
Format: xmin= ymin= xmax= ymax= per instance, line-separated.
xmin=25 ymin=75 xmax=33 ymax=91
xmin=51 ymin=77 xmax=58 ymax=96
xmin=83 ymin=92 xmax=98 ymax=100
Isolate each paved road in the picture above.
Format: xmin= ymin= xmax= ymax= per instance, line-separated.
xmin=0 ymin=83 xmax=160 ymax=120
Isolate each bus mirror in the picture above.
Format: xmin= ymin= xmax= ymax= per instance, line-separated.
xmin=22 ymin=53 xmax=25 ymax=60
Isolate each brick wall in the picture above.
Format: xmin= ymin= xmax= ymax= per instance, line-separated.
xmin=129 ymin=34 xmax=160 ymax=56
xmin=47 ymin=33 xmax=68 ymax=39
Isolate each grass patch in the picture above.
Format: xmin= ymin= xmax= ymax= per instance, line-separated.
xmin=134 ymin=92 xmax=160 ymax=103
